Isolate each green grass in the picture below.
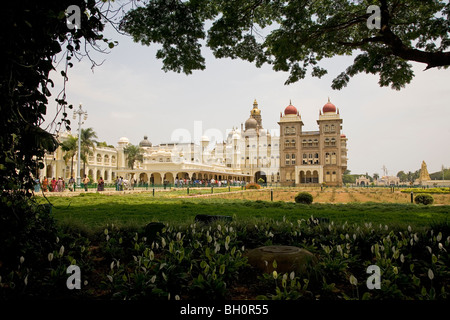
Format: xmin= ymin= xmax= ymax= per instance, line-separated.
xmin=35 ymin=193 xmax=450 ymax=233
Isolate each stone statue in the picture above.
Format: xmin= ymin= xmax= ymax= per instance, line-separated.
xmin=419 ymin=161 xmax=431 ymax=181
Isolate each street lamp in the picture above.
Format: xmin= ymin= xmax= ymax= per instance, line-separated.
xmin=73 ymin=103 xmax=88 ymax=187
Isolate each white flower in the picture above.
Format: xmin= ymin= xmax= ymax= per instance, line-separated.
xmin=290 ymin=271 xmax=295 ymax=281
xmin=175 ymin=295 xmax=180 ymax=300
xmin=24 ymin=274 xmax=28 ymax=286
xmin=400 ymin=254 xmax=405 ymax=263
xmin=428 ymin=269 xmax=434 ymax=280
xmin=436 ymin=232 xmax=442 ymax=242
xmin=273 ymin=271 xmax=278 ymax=280
xmin=20 ymin=256 xmax=25 ymax=264
xmin=393 ymin=266 xmax=398 ymax=275
xmin=107 ymin=275 xmax=113 ymax=283
xmin=149 ymin=250 xmax=155 ymax=261
xmin=150 ymin=275 xmax=156 ymax=283
xmin=161 ymin=237 xmax=166 ymax=248
xmin=349 ymin=275 xmax=358 ymax=286
xmin=110 ymin=261 xmax=115 ymax=270
xmin=59 ymin=245 xmax=65 ymax=257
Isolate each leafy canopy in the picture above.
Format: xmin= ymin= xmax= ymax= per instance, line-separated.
xmin=121 ymin=0 xmax=450 ymax=90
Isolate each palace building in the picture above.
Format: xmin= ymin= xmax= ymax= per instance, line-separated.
xmin=40 ymin=99 xmax=348 ymax=186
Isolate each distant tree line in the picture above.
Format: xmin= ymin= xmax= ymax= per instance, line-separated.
xmin=343 ymin=167 xmax=450 ymax=185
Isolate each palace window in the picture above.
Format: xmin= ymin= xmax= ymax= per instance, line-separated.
xmin=291 ymin=139 xmax=296 ymax=147
xmin=291 ymin=154 xmax=296 ymax=165
xmin=331 ymin=138 xmax=336 ymax=146
xmin=324 ymin=125 xmax=329 ymax=132
xmin=325 ymin=138 xmax=330 ymax=146
xmin=285 ymin=154 xmax=290 ymax=165
xmin=331 ymin=125 xmax=335 ymax=132
xmin=313 ymin=139 xmax=319 ymax=147
xmin=331 ymin=152 xmax=337 ymax=164
xmin=285 ymin=139 xmax=290 ymax=148
xmin=325 ymin=153 xmax=330 ymax=164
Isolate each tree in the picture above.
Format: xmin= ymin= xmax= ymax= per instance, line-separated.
xmin=61 ymin=135 xmax=78 ymax=178
xmin=1 ymin=0 xmax=106 ymax=195
xmin=373 ymin=173 xmax=379 ymax=181
xmin=0 ymin=1 xmax=107 ymax=296
xmin=123 ymin=144 xmax=144 ymax=170
xmin=121 ymin=0 xmax=450 ymax=90
xmin=397 ymin=170 xmax=407 ymax=182
xmin=343 ymin=169 xmax=356 ymax=184
xmin=80 ymin=128 xmax=98 ymax=175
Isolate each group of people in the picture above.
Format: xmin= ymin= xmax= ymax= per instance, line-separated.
xmin=40 ymin=176 xmax=72 ymax=192
xmin=39 ymin=175 xmax=104 ymax=192
xmin=174 ymin=178 xmax=246 ymax=187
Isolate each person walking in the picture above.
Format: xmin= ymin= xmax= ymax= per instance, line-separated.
xmin=57 ymin=177 xmax=64 ymax=192
xmin=82 ymin=174 xmax=90 ymax=192
xmin=42 ymin=176 xmax=48 ymax=192
xmin=68 ymin=176 xmax=75 ymax=191
xmin=97 ymin=176 xmax=104 ymax=192
xmin=51 ymin=177 xmax=57 ymax=192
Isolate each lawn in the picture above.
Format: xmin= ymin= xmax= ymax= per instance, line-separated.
xmin=4 ymin=188 xmax=449 ymax=302
xmin=36 ymin=188 xmax=450 ymax=232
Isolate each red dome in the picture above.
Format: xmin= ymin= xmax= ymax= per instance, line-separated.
xmin=284 ymin=104 xmax=298 ymax=115
xmin=323 ymin=101 xmax=336 ymax=113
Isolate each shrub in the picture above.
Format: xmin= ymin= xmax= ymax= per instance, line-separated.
xmin=414 ymin=193 xmax=434 ymax=205
xmin=295 ymin=192 xmax=313 ymax=204
xmin=245 ymin=183 xmax=261 ymax=190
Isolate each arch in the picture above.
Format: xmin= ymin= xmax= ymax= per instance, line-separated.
xmin=177 ymin=172 xmax=190 ymax=180
xmin=299 ymin=171 xmax=305 ymax=183
xmin=164 ymin=172 xmax=174 ymax=184
xmin=151 ymin=173 xmax=162 ymax=185
xmin=312 ymin=170 xmax=319 ymax=183
xmin=255 ymin=171 xmax=267 ymax=183
xmin=46 ymin=164 xmax=53 ymax=178
xmin=139 ymin=172 xmax=149 ymax=183
xmin=104 ymin=170 xmax=109 ymax=181
xmin=96 ymin=169 xmax=101 ymax=181
xmin=104 ymin=154 xmax=109 ymax=164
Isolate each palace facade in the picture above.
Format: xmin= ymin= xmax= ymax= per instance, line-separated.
xmin=40 ymin=99 xmax=348 ymax=186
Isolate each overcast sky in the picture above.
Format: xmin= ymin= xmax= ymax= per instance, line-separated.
xmin=43 ymin=20 xmax=450 ymax=177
